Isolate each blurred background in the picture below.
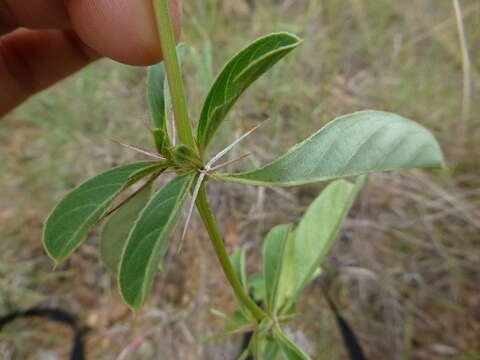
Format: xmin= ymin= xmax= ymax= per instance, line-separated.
xmin=1 ymin=0 xmax=479 ymax=359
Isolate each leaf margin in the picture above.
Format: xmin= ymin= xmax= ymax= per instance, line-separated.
xmin=215 ymin=110 xmax=445 ymax=187
xmin=42 ymin=162 xmax=157 ymax=262
xmin=118 ymin=174 xmax=194 ymax=310
xmin=197 ymin=31 xmax=302 ymax=150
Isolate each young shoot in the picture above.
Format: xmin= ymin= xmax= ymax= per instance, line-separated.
xmin=42 ymin=0 xmax=445 ymax=358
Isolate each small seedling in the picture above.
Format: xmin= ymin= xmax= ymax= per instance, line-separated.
xmin=42 ymin=1 xmax=445 ymax=358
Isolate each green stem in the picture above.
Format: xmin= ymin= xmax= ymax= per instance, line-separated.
xmin=153 ymin=0 xmax=195 ymax=149
xmin=196 ymin=184 xmax=266 ymax=322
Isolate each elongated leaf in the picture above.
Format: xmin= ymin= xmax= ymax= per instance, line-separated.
xmin=263 ymin=224 xmax=293 ymax=313
xmin=43 ymin=162 xmax=155 ymax=262
xmin=263 ymin=339 xmax=280 ymax=360
xmin=147 ymin=62 xmax=168 ymax=130
xmin=248 ymin=272 xmax=266 ymax=302
xmin=100 ymin=182 xmax=153 ymax=272
xmin=292 ymin=177 xmax=366 ymax=298
xmin=276 ymin=231 xmax=296 ymax=312
xmin=151 ymin=129 xmax=172 ymax=156
xmin=197 ymin=32 xmax=301 ymax=150
xmin=231 ymin=249 xmax=248 ymax=290
xmin=230 ymin=250 xmax=250 ymax=316
xmin=217 ymin=111 xmax=445 ymax=186
xmin=276 ymin=330 xmax=311 ymax=360
xmin=237 ymin=349 xmax=250 ymax=360
xmin=128 ymin=162 xmax=169 ymax=183
xmin=119 ymin=175 xmax=193 ymax=309
xmin=148 ymin=43 xmax=187 ymax=132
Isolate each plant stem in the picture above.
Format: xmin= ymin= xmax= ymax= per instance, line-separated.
xmin=153 ymin=0 xmax=195 ymax=149
xmin=154 ymin=0 xmax=264 ymax=323
xmin=196 ymin=184 xmax=266 ymax=322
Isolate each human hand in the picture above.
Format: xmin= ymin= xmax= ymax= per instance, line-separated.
xmin=0 ymin=0 xmax=181 ymax=116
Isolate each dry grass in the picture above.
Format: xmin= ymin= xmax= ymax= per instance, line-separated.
xmin=1 ymin=0 xmax=479 ymax=359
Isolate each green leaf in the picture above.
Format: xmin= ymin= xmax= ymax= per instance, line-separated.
xmin=276 ymin=330 xmax=311 ymax=360
xmin=128 ymin=162 xmax=170 ymax=183
xmin=263 ymin=339 xmax=280 ymax=360
xmin=202 ymin=309 xmax=253 ymax=343
xmin=230 ymin=249 xmax=250 ymax=316
xmin=43 ymin=162 xmax=156 ymax=262
xmin=230 ymin=249 xmax=255 ymax=317
xmin=248 ymin=272 xmax=266 ymax=302
xmin=147 ymin=43 xmax=187 ymax=131
xmin=151 ymin=128 xmax=171 ymax=156
xmin=276 ymin=231 xmax=296 ymax=311
xmin=118 ymin=175 xmax=193 ymax=309
xmin=263 ymin=224 xmax=293 ymax=313
xmin=100 ymin=182 xmax=153 ymax=272
xmin=230 ymin=249 xmax=248 ymax=291
xmin=237 ymin=349 xmax=250 ymax=360
xmin=225 ymin=310 xmax=251 ymax=333
xmin=278 ymin=302 xmax=299 ymax=321
xmin=147 ymin=62 xmax=168 ymax=131
xmin=217 ymin=111 xmax=445 ymax=186
xmin=172 ymin=144 xmax=203 ymax=169
xmin=197 ymin=32 xmax=301 ymax=150
xmin=291 ymin=176 xmax=366 ymax=298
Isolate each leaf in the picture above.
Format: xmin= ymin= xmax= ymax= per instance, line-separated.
xmin=275 ymin=231 xmax=296 ymax=312
xmin=118 ymin=175 xmax=193 ymax=309
xmin=202 ymin=309 xmax=253 ymax=343
xmin=230 ymin=250 xmax=250 ymax=316
xmin=278 ymin=302 xmax=299 ymax=322
xmin=263 ymin=339 xmax=280 ymax=360
xmin=128 ymin=162 xmax=170 ymax=183
xmin=237 ymin=348 xmax=250 ymax=360
xmin=217 ymin=110 xmax=445 ymax=186
xmin=172 ymin=144 xmax=203 ymax=169
xmin=263 ymin=224 xmax=293 ymax=313
xmin=100 ymin=182 xmax=153 ymax=272
xmin=197 ymin=32 xmax=302 ymax=150
xmin=248 ymin=272 xmax=266 ymax=302
xmin=230 ymin=249 xmax=249 ymax=291
xmin=225 ymin=310 xmax=251 ymax=332
xmin=291 ymin=176 xmax=366 ymax=298
xmin=151 ymin=128 xmax=171 ymax=156
xmin=148 ymin=43 xmax=187 ymax=132
xmin=276 ymin=330 xmax=311 ymax=360
xmin=147 ymin=62 xmax=169 ymax=131
xmin=43 ymin=162 xmax=156 ymax=262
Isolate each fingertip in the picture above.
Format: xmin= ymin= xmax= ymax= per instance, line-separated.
xmin=67 ymin=0 xmax=181 ymax=66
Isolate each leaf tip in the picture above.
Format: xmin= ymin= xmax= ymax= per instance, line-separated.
xmin=119 ymin=288 xmax=144 ymax=313
xmin=273 ymin=30 xmax=303 ymax=43
xmin=42 ymin=235 xmax=65 ymax=266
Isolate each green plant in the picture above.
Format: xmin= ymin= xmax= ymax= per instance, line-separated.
xmin=42 ymin=1 xmax=444 ymax=358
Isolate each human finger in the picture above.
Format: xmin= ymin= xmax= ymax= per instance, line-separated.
xmin=67 ymin=0 xmax=182 ymax=66
xmin=0 ymin=0 xmax=182 ymax=66
xmin=0 ymin=0 xmax=70 ymax=34
xmin=0 ymin=28 xmax=98 ymax=116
